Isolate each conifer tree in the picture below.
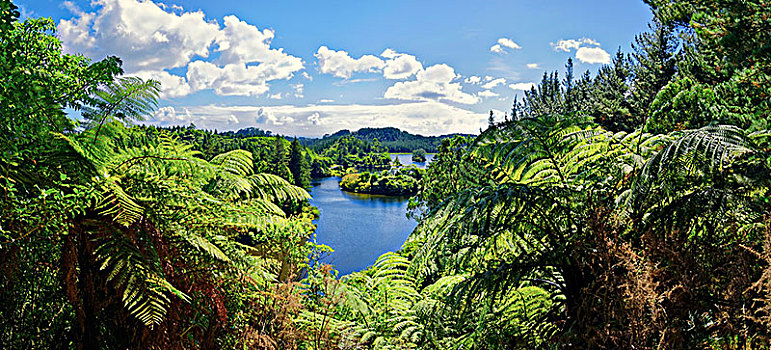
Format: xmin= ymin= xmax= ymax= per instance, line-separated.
xmin=272 ymin=136 xmax=294 ymax=183
xmin=630 ymin=18 xmax=678 ymax=123
xmin=590 ymin=50 xmax=635 ymax=131
xmin=289 ymin=138 xmax=311 ymax=188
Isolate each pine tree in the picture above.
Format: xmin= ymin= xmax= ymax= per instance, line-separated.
xmin=564 ymin=58 xmax=575 ymax=113
xmin=272 ymin=136 xmax=294 ymax=183
xmin=590 ymin=49 xmax=634 ymax=131
xmin=289 ymin=139 xmax=311 ymax=188
xmin=630 ymin=18 xmax=678 ymax=123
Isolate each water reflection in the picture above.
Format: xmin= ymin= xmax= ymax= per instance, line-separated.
xmin=308 ymin=177 xmax=416 ymax=275
xmin=308 ymin=153 xmax=433 ymax=275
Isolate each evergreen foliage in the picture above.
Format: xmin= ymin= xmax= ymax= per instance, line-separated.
xmin=411 ymin=148 xmax=427 ymax=163
xmin=4 ymin=0 xmax=771 ymax=348
xmin=304 ymin=127 xmax=471 ymax=153
xmin=289 ymin=139 xmax=312 ymax=188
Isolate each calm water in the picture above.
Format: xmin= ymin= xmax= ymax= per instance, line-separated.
xmin=391 ymin=153 xmax=435 ymax=168
xmin=308 ymin=154 xmax=434 ymax=275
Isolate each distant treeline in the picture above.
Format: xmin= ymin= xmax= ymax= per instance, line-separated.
xmin=300 ymin=127 xmax=472 ymax=153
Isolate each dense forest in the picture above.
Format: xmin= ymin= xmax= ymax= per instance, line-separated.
xmin=302 ymin=127 xmax=467 ymax=153
xmin=339 ymin=167 xmax=422 ymax=196
xmin=2 ymin=0 xmax=771 ymax=349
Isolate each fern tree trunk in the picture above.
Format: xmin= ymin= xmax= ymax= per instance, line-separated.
xmin=61 ymin=218 xmax=102 ymax=350
xmin=561 ymin=258 xmax=592 ymax=347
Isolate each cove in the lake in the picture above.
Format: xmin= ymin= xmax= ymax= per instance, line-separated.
xmin=308 ymin=154 xmax=434 ymax=275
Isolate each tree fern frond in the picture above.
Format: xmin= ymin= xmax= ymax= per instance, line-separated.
xmin=96 ymin=177 xmax=144 ymax=226
xmin=96 ymin=236 xmax=189 ymax=327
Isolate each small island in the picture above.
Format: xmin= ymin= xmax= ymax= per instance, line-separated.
xmin=411 ymin=148 xmax=427 ymax=162
xmin=339 ymin=167 xmax=422 ymax=196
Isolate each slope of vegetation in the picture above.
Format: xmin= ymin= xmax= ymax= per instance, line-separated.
xmin=318 ymin=135 xmax=392 ymax=171
xmin=339 ymin=167 xmax=422 ymax=196
xmin=297 ymin=1 xmax=771 ymax=348
xmin=0 ymin=7 xmax=318 ymax=349
xmin=3 ymin=0 xmax=771 ymax=349
xmin=304 ymin=127 xmax=469 ymax=153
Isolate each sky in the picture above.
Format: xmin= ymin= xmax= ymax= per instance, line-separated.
xmin=17 ymin=0 xmax=653 ymax=137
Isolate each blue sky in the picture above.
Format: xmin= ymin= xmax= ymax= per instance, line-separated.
xmin=17 ymin=0 xmax=652 ymax=137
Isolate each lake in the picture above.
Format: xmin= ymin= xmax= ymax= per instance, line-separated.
xmin=391 ymin=153 xmax=434 ymax=169
xmin=308 ymin=153 xmax=434 ymax=275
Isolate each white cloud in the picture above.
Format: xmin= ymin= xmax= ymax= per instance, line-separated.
xmin=58 ymin=0 xmax=303 ymax=98
xmin=148 ymin=101 xmax=487 ymax=137
xmin=315 ymin=46 xmax=385 ymax=79
xmin=292 ymin=83 xmax=304 ymax=98
xmin=490 ymin=37 xmax=521 ymax=54
xmin=477 ymin=90 xmax=499 ymax=98
xmin=216 ymin=16 xmax=282 ymax=64
xmin=131 ymin=70 xmax=191 ymax=98
xmin=509 ymin=82 xmax=536 ymax=91
xmin=186 ymin=61 xmax=276 ymax=97
xmin=484 ymin=76 xmax=494 ymax=81
xmin=526 ymin=63 xmax=540 ymax=69
xmin=380 ymin=49 xmax=423 ymax=80
xmin=576 ymin=47 xmax=611 ymax=64
xmin=315 ymin=47 xmax=422 ymax=80
xmin=490 ymin=44 xmax=504 ymax=53
xmin=307 ymin=112 xmax=323 ymax=125
xmin=59 ymin=0 xmax=220 ymax=72
xmin=384 ymin=64 xmax=479 ymax=104
xmin=551 ymin=37 xmax=610 ymax=64
xmin=497 ymin=37 xmax=521 ymax=49
xmin=464 ymin=75 xmax=482 ymax=84
xmin=482 ymin=78 xmax=506 ymax=89
xmin=269 ymin=93 xmax=282 ymax=100
xmin=254 ymin=108 xmax=294 ymax=125
xmin=551 ymin=37 xmax=600 ymax=52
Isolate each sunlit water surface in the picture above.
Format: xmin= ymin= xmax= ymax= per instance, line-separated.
xmin=308 ymin=154 xmax=434 ymax=275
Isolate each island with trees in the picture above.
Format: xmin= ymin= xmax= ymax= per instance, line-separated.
xmin=411 ymin=148 xmax=427 ymax=162
xmin=339 ymin=167 xmax=422 ymax=196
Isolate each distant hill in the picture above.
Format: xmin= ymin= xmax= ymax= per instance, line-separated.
xmin=299 ymin=127 xmax=473 ymax=153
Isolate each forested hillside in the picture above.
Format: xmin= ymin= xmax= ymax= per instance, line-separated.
xmin=2 ymin=0 xmax=771 ymax=349
xmin=303 ymin=127 xmax=467 ymax=153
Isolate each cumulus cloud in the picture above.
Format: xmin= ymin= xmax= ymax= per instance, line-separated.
xmin=380 ymin=49 xmax=423 ymax=79
xmin=58 ymin=0 xmax=304 ymax=98
xmin=481 ymin=78 xmax=506 ymax=89
xmin=497 ymin=37 xmax=521 ymax=49
xmin=292 ymin=83 xmax=304 ymax=98
xmin=307 ymin=112 xmax=323 ymax=125
xmin=59 ymin=0 xmax=219 ymax=72
xmin=551 ymin=37 xmax=610 ymax=64
xmin=148 ymin=101 xmax=488 ymax=137
xmin=384 ymin=64 xmax=479 ymax=104
xmin=490 ymin=37 xmax=521 ymax=53
xmin=509 ymin=82 xmax=536 ymax=91
xmin=576 ymin=47 xmax=611 ymax=64
xmin=315 ymin=46 xmax=385 ymax=79
xmin=526 ymin=63 xmax=540 ymax=69
xmin=186 ymin=60 xmax=298 ymax=97
xmin=132 ymin=70 xmax=191 ymax=98
xmin=551 ymin=37 xmax=600 ymax=52
xmin=315 ymin=47 xmax=424 ymax=80
xmin=464 ymin=75 xmax=482 ymax=84
xmin=477 ymin=90 xmax=499 ymax=98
